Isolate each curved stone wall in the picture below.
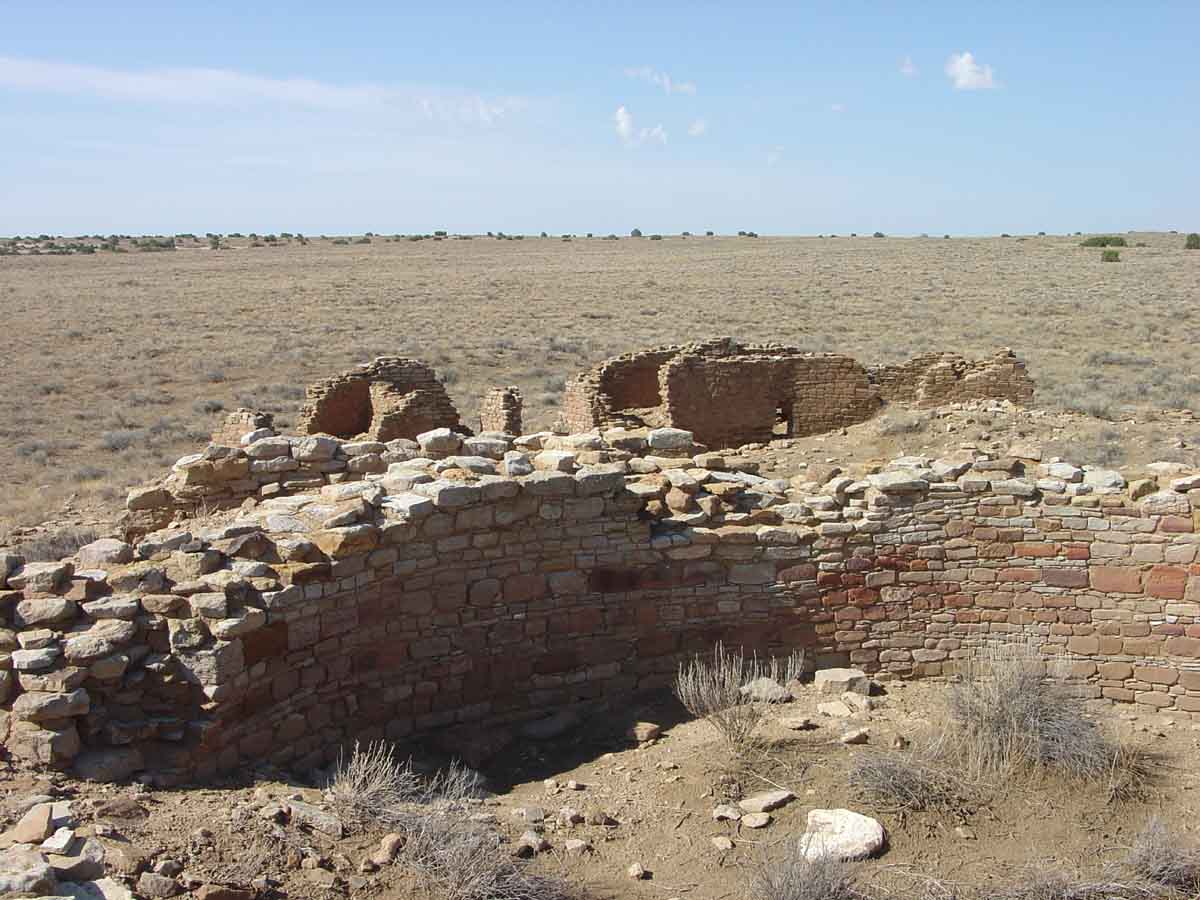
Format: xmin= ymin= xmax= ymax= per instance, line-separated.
xmin=3 ymin=428 xmax=1198 ymax=785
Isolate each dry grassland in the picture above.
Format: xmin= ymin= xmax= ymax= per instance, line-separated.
xmin=1 ymin=231 xmax=1198 ymax=537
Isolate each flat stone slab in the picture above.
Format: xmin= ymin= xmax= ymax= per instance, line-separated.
xmin=738 ymin=790 xmax=794 ymax=814
xmin=815 ymin=667 xmax=871 ymax=696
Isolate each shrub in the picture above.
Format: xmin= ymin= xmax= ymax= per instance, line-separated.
xmin=990 ymin=870 xmax=1156 ymax=900
xmin=650 ymin=234 xmax=663 ymax=240
xmin=329 ymin=744 xmax=571 ymax=900
xmin=1185 ymin=233 xmax=1200 ymax=250
xmin=1080 ymin=236 xmax=1127 ymax=247
xmin=1126 ymin=817 xmax=1200 ymax=892
xmin=848 ymin=750 xmax=965 ymax=812
xmin=630 ymin=228 xmax=643 ymax=237
xmin=673 ymin=641 xmax=805 ymax=753
xmin=706 ymin=230 xmax=714 ymax=236
xmin=101 ymin=429 xmax=144 ymax=452
xmin=328 ymin=740 xmax=421 ymax=828
xmin=872 ymin=231 xmax=885 ymax=238
xmin=748 ymin=853 xmax=864 ymax=900
xmin=14 ymin=526 xmax=100 ymax=562
xmin=1102 ymin=249 xmax=1121 ymax=262
xmin=943 ymin=641 xmax=1147 ymax=796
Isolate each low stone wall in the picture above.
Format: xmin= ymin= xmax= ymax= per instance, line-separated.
xmin=559 ymin=340 xmax=1033 ymax=448
xmin=871 ymin=349 xmax=1034 ymax=407
xmin=3 ymin=427 xmax=1199 ymax=785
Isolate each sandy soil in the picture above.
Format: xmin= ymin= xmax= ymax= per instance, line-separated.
xmin=2 ymin=232 xmax=1198 ymax=538
xmin=4 ymin=680 xmax=1197 ymax=899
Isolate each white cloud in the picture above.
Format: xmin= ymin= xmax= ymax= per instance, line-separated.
xmin=0 ymin=55 xmax=523 ymax=124
xmin=944 ymin=51 xmax=998 ymax=90
xmin=623 ymin=65 xmax=696 ymax=95
xmin=614 ymin=105 xmax=667 ymax=147
xmin=687 ymin=118 xmax=707 ymax=137
xmin=830 ymin=103 xmax=845 ymax=113
xmin=900 ymin=56 xmax=918 ymax=77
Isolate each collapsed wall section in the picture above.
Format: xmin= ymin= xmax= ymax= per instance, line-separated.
xmin=871 ymin=349 xmax=1034 ymax=407
xmin=559 ymin=340 xmax=1030 ymax=448
xmin=298 ymin=357 xmax=462 ymax=442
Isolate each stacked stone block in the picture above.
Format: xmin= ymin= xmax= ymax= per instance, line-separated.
xmin=479 ymin=386 xmax=523 ymax=435
xmin=297 ymin=357 xmax=462 ymax=442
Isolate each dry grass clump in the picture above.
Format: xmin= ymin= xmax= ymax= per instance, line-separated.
xmin=327 ymin=740 xmax=423 ymax=827
xmin=329 ymin=741 xmax=572 ymax=900
xmin=674 ymin=642 xmax=806 ymax=753
xmin=10 ymin=526 xmax=99 ymax=561
xmin=1126 ymin=817 xmax=1200 ymax=893
xmin=988 ymin=872 xmax=1157 ymax=900
xmin=847 ymin=749 xmax=967 ymax=813
xmin=748 ymin=854 xmax=866 ymax=900
xmin=943 ymin=641 xmax=1148 ymax=797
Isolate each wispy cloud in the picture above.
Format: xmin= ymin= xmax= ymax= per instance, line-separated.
xmin=614 ymin=105 xmax=667 ymax=147
xmin=830 ymin=103 xmax=845 ymax=113
xmin=0 ymin=55 xmax=523 ymax=124
xmin=767 ymin=146 xmax=784 ymax=167
xmin=900 ymin=56 xmax=918 ymax=77
xmin=944 ymin=51 xmax=998 ymax=90
xmin=687 ymin=118 xmax=707 ymax=137
xmin=623 ymin=65 xmax=696 ymax=95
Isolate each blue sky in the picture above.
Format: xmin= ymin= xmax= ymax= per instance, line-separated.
xmin=2 ymin=2 xmax=1198 ymax=235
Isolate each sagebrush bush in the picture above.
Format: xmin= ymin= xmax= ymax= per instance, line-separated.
xmin=1102 ymin=249 xmax=1121 ymax=262
xmin=748 ymin=853 xmax=864 ymax=900
xmin=1080 ymin=236 xmax=1127 ymax=247
xmin=674 ymin=642 xmax=805 ymax=753
xmin=1185 ymin=233 xmax=1200 ymax=250
xmin=848 ymin=749 xmax=966 ymax=812
xmin=1126 ymin=817 xmax=1200 ymax=892
xmin=943 ymin=642 xmax=1148 ymax=797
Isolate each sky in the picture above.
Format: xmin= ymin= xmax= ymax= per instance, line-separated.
xmin=2 ymin=2 xmax=1198 ymax=236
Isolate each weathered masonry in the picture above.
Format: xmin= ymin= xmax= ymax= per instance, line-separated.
xmin=557 ymin=339 xmax=1033 ymax=448
xmin=2 ymin=423 xmax=1199 ymax=784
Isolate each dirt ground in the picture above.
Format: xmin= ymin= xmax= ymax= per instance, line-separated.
xmin=3 ymin=679 xmax=1197 ymax=899
xmin=2 ymin=231 xmax=1199 ymax=539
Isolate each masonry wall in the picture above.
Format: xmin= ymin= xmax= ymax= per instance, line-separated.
xmin=5 ymin=439 xmax=1200 ymax=785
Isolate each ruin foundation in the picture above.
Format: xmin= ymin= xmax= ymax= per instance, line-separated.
xmin=558 ymin=339 xmax=1033 ymax=448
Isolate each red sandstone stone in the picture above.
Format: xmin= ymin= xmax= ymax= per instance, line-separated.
xmin=1145 ymin=566 xmax=1188 ymax=599
xmin=1165 ymin=636 xmax=1200 ymax=658
xmin=1014 ymin=542 xmax=1056 ymax=558
xmin=1089 ymin=566 xmax=1141 ymax=593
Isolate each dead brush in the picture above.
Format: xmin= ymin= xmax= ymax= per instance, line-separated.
xmin=1126 ymin=817 xmax=1200 ymax=893
xmin=673 ymin=642 xmax=806 ymax=754
xmin=327 ymin=740 xmax=423 ymax=828
xmin=987 ymin=869 xmax=1160 ymax=900
xmin=331 ymin=742 xmax=572 ymax=900
xmin=847 ymin=747 xmax=969 ymax=814
xmin=748 ymin=853 xmax=867 ymax=900
xmin=941 ymin=641 xmax=1149 ymax=797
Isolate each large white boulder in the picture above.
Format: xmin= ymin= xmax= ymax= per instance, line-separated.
xmin=800 ymin=808 xmax=886 ymax=861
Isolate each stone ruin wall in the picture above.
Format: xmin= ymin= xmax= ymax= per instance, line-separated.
xmin=4 ymin=422 xmax=1200 ymax=785
xmin=479 ymin=386 xmax=523 ymax=435
xmin=297 ymin=357 xmax=463 ymax=442
xmin=871 ymin=349 xmax=1035 ymax=407
xmin=559 ymin=340 xmax=1035 ymax=449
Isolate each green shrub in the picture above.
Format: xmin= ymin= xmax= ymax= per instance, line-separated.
xmin=1102 ymin=249 xmax=1121 ymax=262
xmin=649 ymin=234 xmax=663 ymax=241
xmin=630 ymin=228 xmax=642 ymax=237
xmin=872 ymin=231 xmax=885 ymax=238
xmin=1080 ymin=235 xmax=1127 ymax=247
xmin=1185 ymin=233 xmax=1200 ymax=250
